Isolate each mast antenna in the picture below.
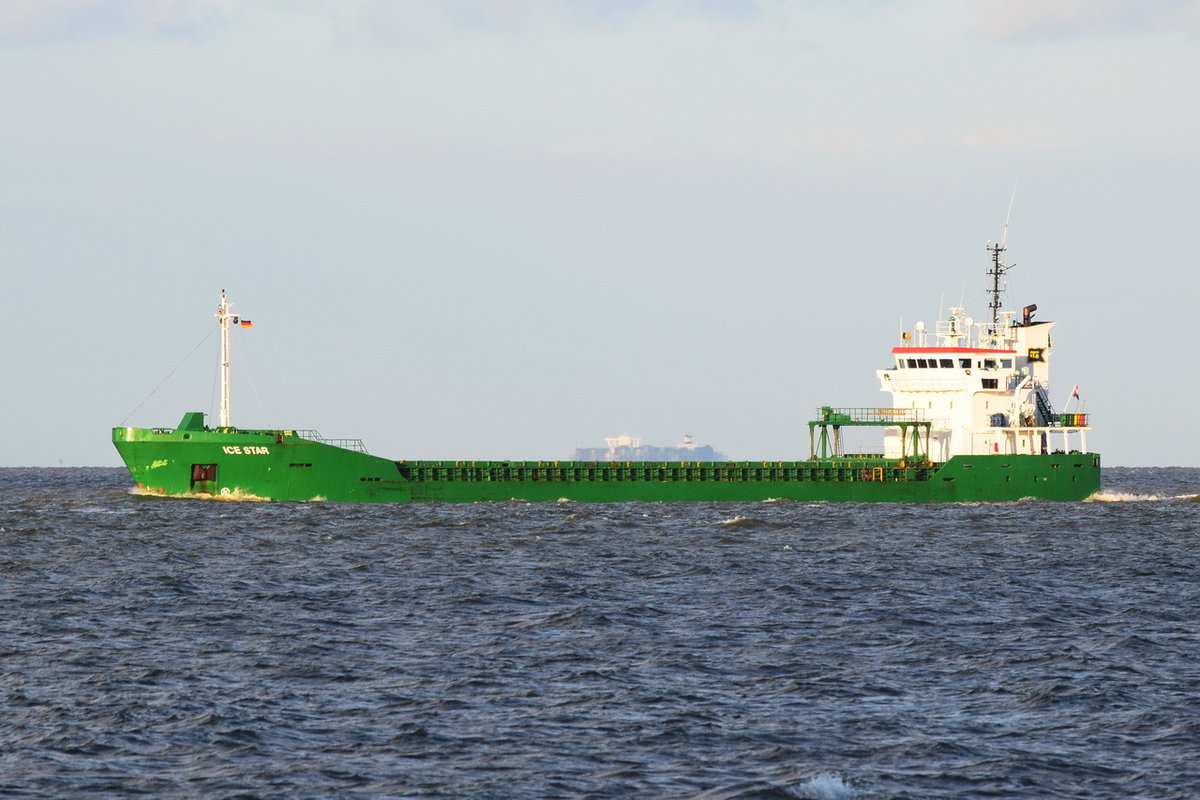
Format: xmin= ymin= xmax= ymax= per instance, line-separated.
xmin=1000 ymin=176 xmax=1018 ymax=249
xmin=987 ymin=180 xmax=1019 ymax=327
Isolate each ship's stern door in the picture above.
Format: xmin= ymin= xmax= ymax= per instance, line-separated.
xmin=190 ymin=463 xmax=218 ymax=494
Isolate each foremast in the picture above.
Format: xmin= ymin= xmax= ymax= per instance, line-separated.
xmin=216 ymin=290 xmax=249 ymax=429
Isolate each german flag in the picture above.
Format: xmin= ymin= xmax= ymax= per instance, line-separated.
xmin=239 ymin=319 xmax=254 ymax=328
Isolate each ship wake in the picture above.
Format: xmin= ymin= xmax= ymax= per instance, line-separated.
xmin=130 ymin=486 xmax=271 ymax=502
xmin=1086 ymin=491 xmax=1198 ymax=503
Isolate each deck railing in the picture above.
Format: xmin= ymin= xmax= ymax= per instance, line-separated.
xmin=814 ymin=407 xmax=928 ymax=425
xmin=294 ymin=430 xmax=369 ymax=453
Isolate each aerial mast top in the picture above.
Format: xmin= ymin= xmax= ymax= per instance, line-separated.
xmin=987 ymin=180 xmax=1019 ymax=328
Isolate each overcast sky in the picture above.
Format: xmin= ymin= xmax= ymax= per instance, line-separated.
xmin=3 ymin=0 xmax=1198 ymax=467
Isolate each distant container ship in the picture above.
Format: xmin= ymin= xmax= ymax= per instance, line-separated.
xmin=573 ymin=434 xmax=727 ymax=463
xmin=113 ymin=240 xmax=1099 ymax=502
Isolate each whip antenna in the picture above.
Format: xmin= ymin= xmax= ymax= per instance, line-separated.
xmin=987 ymin=180 xmax=1020 ymax=327
xmin=1000 ymin=176 xmax=1019 ymax=249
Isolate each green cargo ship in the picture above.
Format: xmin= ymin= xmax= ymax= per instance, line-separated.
xmin=113 ymin=246 xmax=1099 ymax=503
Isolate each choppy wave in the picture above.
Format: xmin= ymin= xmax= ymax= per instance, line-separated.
xmin=3 ymin=466 xmax=1198 ymax=799
xmin=688 ymin=772 xmax=857 ymax=800
xmin=798 ymin=775 xmax=858 ymax=800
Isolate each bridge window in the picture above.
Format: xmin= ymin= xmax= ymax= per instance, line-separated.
xmin=959 ymin=358 xmax=971 ymax=368
xmin=939 ymin=359 xmax=953 ymax=368
xmin=907 ymin=358 xmax=917 ymax=368
xmin=917 ymin=359 xmax=929 ymax=368
xmin=984 ymin=359 xmax=997 ymax=369
xmin=1001 ymin=359 xmax=1013 ymax=368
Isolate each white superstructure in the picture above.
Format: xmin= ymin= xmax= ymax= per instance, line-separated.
xmin=876 ymin=246 xmax=1090 ymax=460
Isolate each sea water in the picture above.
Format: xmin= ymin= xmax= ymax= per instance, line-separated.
xmin=1 ymin=467 xmax=1197 ymax=799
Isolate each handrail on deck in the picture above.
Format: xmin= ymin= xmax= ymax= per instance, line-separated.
xmin=813 ymin=406 xmax=928 ymax=425
xmin=1049 ymin=413 xmax=1090 ymax=427
xmin=294 ymin=429 xmax=369 ymax=453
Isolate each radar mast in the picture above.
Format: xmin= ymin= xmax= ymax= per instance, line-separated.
xmin=988 ymin=181 xmax=1018 ymax=328
xmin=986 ymin=242 xmax=1012 ymax=328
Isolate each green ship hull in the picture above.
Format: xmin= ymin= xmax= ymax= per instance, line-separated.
xmin=112 ymin=413 xmax=1101 ymax=503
